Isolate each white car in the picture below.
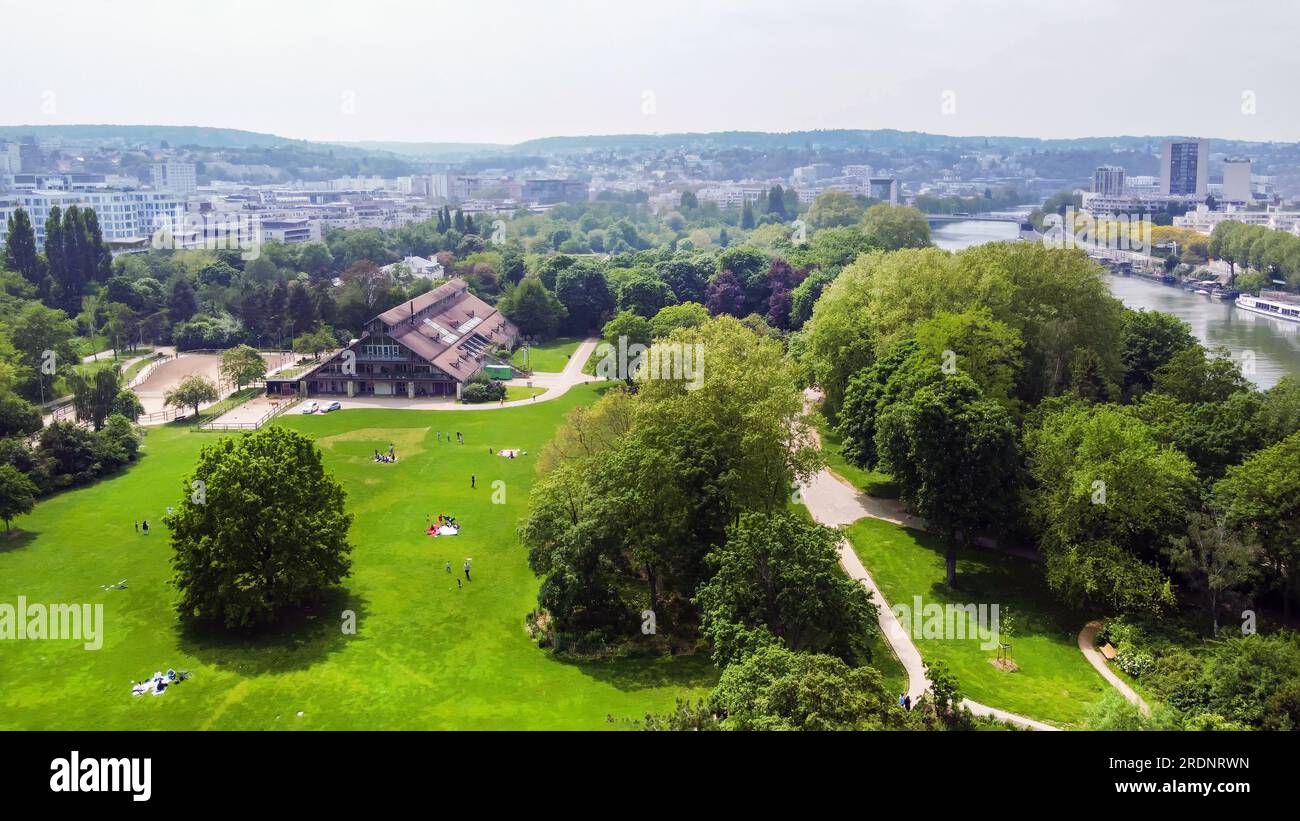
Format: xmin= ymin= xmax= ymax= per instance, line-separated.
xmin=324 ymin=401 xmax=342 ymax=412
xmin=301 ymin=401 xmax=319 ymax=414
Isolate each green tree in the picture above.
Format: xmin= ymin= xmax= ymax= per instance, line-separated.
xmin=696 ymin=511 xmax=879 ymax=667
xmin=0 ymin=464 xmax=38 ymax=532
xmin=649 ymin=302 xmax=710 ymax=338
xmin=500 ymin=277 xmax=567 ymax=340
xmin=219 ymin=344 xmax=267 ymax=390
xmin=807 ymin=190 xmax=865 ymax=229
xmin=4 ymin=207 xmax=43 ymax=287
xmin=600 ymin=309 xmax=653 ymax=350
xmin=70 ymin=366 xmax=120 ymax=431
xmin=1120 ymin=308 xmax=1198 ymax=396
xmin=1024 ymin=402 xmax=1196 ymax=613
xmin=876 ymin=374 xmax=1020 ymax=587
xmin=860 ymin=203 xmax=931 ymax=250
xmin=1213 ymin=431 xmax=1300 ymax=619
xmin=164 ymin=374 xmax=219 ymax=418
xmin=708 ymin=645 xmax=912 ymax=731
xmin=167 ymin=427 xmax=353 ymax=627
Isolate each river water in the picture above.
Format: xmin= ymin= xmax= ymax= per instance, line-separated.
xmin=930 ymin=220 xmax=1300 ymax=389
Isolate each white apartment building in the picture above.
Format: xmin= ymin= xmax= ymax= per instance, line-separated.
xmin=151 ymin=161 xmax=197 ymax=195
xmin=0 ymin=189 xmax=187 ymax=251
xmin=1222 ymin=158 xmax=1253 ymax=204
xmin=1174 ymin=204 xmax=1300 ymax=236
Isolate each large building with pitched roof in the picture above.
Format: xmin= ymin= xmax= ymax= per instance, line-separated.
xmin=266 ymin=278 xmax=518 ymax=400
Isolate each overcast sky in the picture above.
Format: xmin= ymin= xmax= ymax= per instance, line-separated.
xmin=1 ymin=0 xmax=1296 ymax=145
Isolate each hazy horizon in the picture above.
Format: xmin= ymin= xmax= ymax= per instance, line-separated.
xmin=1 ymin=0 xmax=1297 ymax=145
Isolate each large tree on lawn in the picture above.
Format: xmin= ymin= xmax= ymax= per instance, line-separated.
xmin=875 ymin=373 xmax=1020 ymax=587
xmin=167 ymin=426 xmax=353 ymax=627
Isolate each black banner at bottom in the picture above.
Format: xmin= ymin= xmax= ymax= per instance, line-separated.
xmin=4 ymin=730 xmax=1285 ymax=806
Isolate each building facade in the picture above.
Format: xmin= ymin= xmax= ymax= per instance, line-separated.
xmin=1160 ymin=139 xmax=1208 ymax=197
xmin=267 ymin=278 xmax=518 ymax=400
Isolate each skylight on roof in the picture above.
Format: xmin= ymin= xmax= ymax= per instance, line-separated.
xmin=422 ymin=317 xmax=459 ymax=344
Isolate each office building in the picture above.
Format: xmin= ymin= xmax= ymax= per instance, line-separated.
xmin=1160 ymin=139 xmax=1208 ymax=197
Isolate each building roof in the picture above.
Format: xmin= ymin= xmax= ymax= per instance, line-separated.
xmin=376 ymin=278 xmax=517 ymax=381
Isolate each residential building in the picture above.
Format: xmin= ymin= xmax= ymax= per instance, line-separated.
xmin=1160 ymin=139 xmax=1209 ymax=197
xmin=1222 ymin=157 xmax=1253 ymax=204
xmin=265 ymin=277 xmax=518 ymax=400
xmin=1093 ymin=165 xmax=1126 ymax=196
xmin=151 ymin=161 xmax=197 ymax=195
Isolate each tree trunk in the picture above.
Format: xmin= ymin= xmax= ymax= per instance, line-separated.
xmin=946 ymin=542 xmax=958 ymax=588
xmin=647 ymin=565 xmax=659 ymax=617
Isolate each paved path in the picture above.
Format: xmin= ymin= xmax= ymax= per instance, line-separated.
xmin=328 ymin=338 xmax=603 ymax=413
xmin=1078 ymin=620 xmax=1150 ymax=715
xmin=799 ymin=397 xmax=1059 ymax=731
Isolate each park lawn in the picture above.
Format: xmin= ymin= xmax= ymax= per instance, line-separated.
xmin=0 ymin=383 xmax=717 ymax=729
xmin=506 ymin=386 xmax=546 ymax=401
xmin=809 ymin=413 xmax=898 ymax=498
xmin=844 ymin=517 xmax=1107 ymax=728
xmin=512 ymin=336 xmax=582 ymax=373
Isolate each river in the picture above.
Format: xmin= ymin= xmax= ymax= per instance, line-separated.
xmin=930 ymin=220 xmax=1300 ymax=389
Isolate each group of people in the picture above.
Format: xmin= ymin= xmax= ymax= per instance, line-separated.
xmin=437 ymin=431 xmax=465 ymax=444
xmin=374 ymin=442 xmax=397 ymax=463
xmin=133 ymin=520 xmax=150 ymax=535
xmin=131 ymin=668 xmax=190 ymax=697
xmin=898 ymin=692 xmax=913 ymax=711
xmin=425 ymin=513 xmax=460 ymax=537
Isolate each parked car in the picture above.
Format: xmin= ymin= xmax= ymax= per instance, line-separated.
xmin=301 ymin=401 xmax=319 ymax=414
xmin=324 ymin=401 xmax=342 ymax=412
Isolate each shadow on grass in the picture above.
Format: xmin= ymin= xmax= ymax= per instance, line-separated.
xmin=555 ymin=652 xmax=719 ymax=693
xmin=175 ymin=587 xmax=370 ymax=676
xmin=0 ymin=529 xmax=36 ymax=553
xmin=897 ymin=525 xmax=1087 ymax=641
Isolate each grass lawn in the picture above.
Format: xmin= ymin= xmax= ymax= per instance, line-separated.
xmin=809 ymin=413 xmax=898 ymax=498
xmin=0 ymin=383 xmax=716 ymax=729
xmin=512 ymin=336 xmax=582 ymax=373
xmin=506 ymin=386 xmax=546 ymax=401
xmin=844 ymin=517 xmax=1107 ymax=728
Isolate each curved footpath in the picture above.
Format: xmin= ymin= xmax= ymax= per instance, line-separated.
xmin=799 ymin=389 xmax=1062 ymax=730
xmin=798 ymin=452 xmax=1059 ymax=731
xmin=1078 ymin=620 xmax=1150 ymax=715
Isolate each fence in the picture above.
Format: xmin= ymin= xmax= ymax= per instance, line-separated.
xmin=194 ymin=394 xmax=299 ymax=432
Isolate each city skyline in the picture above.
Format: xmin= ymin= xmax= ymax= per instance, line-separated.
xmin=1 ymin=0 xmax=1297 ymax=145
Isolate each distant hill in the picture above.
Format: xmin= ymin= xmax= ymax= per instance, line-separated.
xmin=0 ymin=124 xmax=310 ymax=150
xmin=331 ymin=141 xmax=509 ymax=161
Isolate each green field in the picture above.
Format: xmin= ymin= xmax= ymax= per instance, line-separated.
xmin=844 ymin=518 xmax=1106 ymax=728
xmin=505 ymin=386 xmax=546 ymax=401
xmin=511 ymin=336 xmax=582 ymax=373
xmin=0 ymin=383 xmax=716 ymax=729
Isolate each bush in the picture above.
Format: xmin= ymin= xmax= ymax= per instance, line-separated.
xmin=461 ymin=378 xmax=507 ymax=403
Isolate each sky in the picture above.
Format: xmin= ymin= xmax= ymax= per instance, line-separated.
xmin=1 ymin=0 xmax=1297 ymax=145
